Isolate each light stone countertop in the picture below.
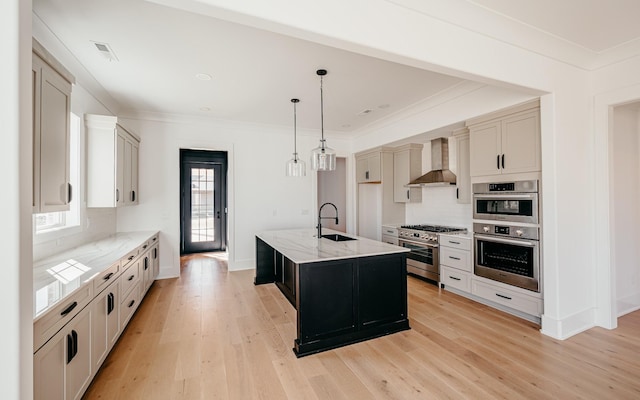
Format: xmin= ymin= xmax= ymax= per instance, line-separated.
xmin=33 ymin=231 xmax=158 ymax=320
xmin=256 ymin=228 xmax=409 ymax=264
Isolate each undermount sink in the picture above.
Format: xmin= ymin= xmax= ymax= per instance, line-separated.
xmin=321 ymin=234 xmax=356 ymax=242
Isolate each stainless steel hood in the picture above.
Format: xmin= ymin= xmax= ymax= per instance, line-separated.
xmin=407 ymin=137 xmax=456 ymax=186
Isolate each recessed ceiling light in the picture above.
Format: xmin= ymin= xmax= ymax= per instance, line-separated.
xmin=342 ymin=124 xmax=351 ymax=128
xmin=378 ymin=104 xmax=390 ymax=109
xmin=196 ymin=73 xmax=212 ymax=81
xmin=199 ymin=107 xmax=211 ymax=112
xmin=357 ymin=109 xmax=373 ymax=116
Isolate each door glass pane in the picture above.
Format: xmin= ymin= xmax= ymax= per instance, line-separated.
xmin=191 ymin=167 xmax=215 ymax=243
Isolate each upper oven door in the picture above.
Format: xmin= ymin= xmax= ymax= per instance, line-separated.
xmin=473 ymin=193 xmax=538 ymax=224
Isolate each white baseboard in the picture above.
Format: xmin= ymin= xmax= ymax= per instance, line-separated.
xmin=540 ymin=308 xmax=595 ymax=340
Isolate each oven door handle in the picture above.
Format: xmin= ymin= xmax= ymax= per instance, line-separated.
xmin=474 ymin=234 xmax=536 ymax=247
xmin=399 ymin=239 xmax=439 ymax=248
xmin=473 ymin=193 xmax=537 ymax=200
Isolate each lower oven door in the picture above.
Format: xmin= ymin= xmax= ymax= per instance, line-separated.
xmin=399 ymin=239 xmax=439 ymax=282
xmin=474 ymin=234 xmax=540 ymax=292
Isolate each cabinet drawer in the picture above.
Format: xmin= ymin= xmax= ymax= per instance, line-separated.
xmin=472 ymin=280 xmax=542 ymax=316
xmin=93 ymin=261 xmax=120 ymax=295
xmin=440 ymin=247 xmax=471 ymax=272
xmin=33 ymin=284 xmax=93 ymax=352
xmin=120 ymin=248 xmax=139 ymax=270
xmin=120 ymin=261 xmax=140 ymax=298
xmin=381 ymin=235 xmax=398 ymax=246
xmin=120 ymin=282 xmax=140 ymax=328
xmin=441 ymin=266 xmax=471 ymax=293
xmin=140 ymin=240 xmax=150 ymax=253
xmin=439 ymin=235 xmax=471 ymax=251
xmin=381 ymin=226 xmax=398 ymax=237
xmin=149 ymin=234 xmax=159 ymax=246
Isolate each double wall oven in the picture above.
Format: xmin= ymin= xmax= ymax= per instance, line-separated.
xmin=473 ymin=180 xmax=541 ymax=292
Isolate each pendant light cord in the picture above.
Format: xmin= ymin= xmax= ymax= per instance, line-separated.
xmin=291 ymin=98 xmax=299 ymax=162
xmin=320 ymin=74 xmax=325 ymax=147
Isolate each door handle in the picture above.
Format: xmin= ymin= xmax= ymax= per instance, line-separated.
xmin=497 ymin=155 xmax=500 ymax=169
xmin=501 ymin=154 xmax=505 ymax=169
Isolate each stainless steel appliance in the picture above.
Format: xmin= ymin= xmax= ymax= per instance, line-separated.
xmin=398 ymin=225 xmax=467 ymax=283
xmin=473 ymin=180 xmax=539 ymax=224
xmin=474 ymin=222 xmax=540 ymax=292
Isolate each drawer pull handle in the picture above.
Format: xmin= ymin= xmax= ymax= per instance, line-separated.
xmin=103 ymin=272 xmax=114 ymax=281
xmin=142 ymin=244 xmax=148 ymax=249
xmin=128 ymin=255 xmax=135 ymax=261
xmin=128 ymin=300 xmax=136 ymax=308
xmin=128 ymin=275 xmax=135 ymax=281
xmin=153 ymin=237 xmax=157 ymax=241
xmin=60 ymin=301 xmax=78 ymax=317
xmin=449 ymin=241 xmax=461 ymax=245
xmin=449 ymin=256 xmax=461 ymax=260
xmin=449 ymin=276 xmax=461 ymax=281
xmin=496 ymin=293 xmax=512 ymax=300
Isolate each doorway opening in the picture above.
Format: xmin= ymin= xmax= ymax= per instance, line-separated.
xmin=317 ymin=157 xmax=347 ymax=233
xmin=180 ymin=149 xmax=228 ymax=254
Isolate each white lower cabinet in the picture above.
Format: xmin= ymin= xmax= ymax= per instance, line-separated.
xmin=34 ymin=304 xmax=92 ymax=400
xmin=91 ymin=279 xmax=120 ymax=372
xmin=439 ymin=234 xmax=472 ymax=294
xmin=152 ymin=243 xmax=160 ymax=280
xmin=471 ymin=279 xmax=543 ymax=317
xmin=34 ymin=233 xmax=159 ymax=400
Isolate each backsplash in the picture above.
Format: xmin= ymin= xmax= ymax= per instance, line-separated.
xmin=405 ymin=186 xmax=472 ymax=230
xmin=33 ymin=208 xmax=117 ymax=262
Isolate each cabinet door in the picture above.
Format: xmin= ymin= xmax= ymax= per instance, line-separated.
xmin=469 ymin=121 xmax=501 ymax=177
xmin=358 ymin=254 xmax=406 ymax=327
xmin=152 ymin=245 xmax=160 ymax=279
xmin=501 ymin=110 xmax=541 ymax=174
xmin=34 ymin=330 xmax=65 ymax=400
xmin=131 ymin=140 xmax=139 ymax=205
xmin=356 ymin=157 xmax=369 ymax=183
xmin=393 ymin=150 xmax=411 ymax=203
xmin=124 ymin=138 xmax=133 ymax=205
xmin=38 ymin=60 xmax=71 ymax=212
xmin=91 ymin=281 xmax=120 ymax=372
xmin=65 ymin=306 xmax=92 ymax=400
xmin=142 ymin=252 xmax=152 ymax=293
xmin=455 ymin=134 xmax=471 ymax=204
xmin=367 ymin=153 xmax=381 ymax=182
xmin=116 ymin=132 xmax=126 ymax=206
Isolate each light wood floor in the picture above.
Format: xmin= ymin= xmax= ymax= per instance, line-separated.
xmin=83 ymin=253 xmax=640 ymax=399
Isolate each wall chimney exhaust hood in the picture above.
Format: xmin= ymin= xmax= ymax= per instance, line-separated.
xmin=407 ymin=137 xmax=456 ymax=186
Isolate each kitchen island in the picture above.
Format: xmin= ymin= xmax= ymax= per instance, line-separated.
xmin=255 ymin=228 xmax=410 ymax=357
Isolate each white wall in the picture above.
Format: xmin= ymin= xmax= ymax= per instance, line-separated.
xmin=116 ymin=115 xmax=352 ymax=277
xmin=1 ymin=0 xmax=32 ymax=398
xmin=612 ymin=105 xmax=640 ymax=316
xmin=318 ymin=157 xmax=347 ymax=233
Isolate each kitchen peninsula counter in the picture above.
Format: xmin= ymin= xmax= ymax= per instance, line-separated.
xmin=255 ymin=228 xmax=410 ymax=357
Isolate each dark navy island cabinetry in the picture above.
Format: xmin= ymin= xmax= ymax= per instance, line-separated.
xmin=255 ymin=229 xmax=410 ymax=357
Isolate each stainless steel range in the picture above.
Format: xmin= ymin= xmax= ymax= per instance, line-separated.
xmin=398 ymin=225 xmax=467 ymax=283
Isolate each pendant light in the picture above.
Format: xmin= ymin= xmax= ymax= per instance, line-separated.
xmin=286 ymin=98 xmax=306 ymax=176
xmin=310 ymin=69 xmax=336 ymax=171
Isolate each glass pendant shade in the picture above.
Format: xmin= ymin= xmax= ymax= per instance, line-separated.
xmin=286 ymin=98 xmax=306 ymax=177
xmin=311 ymin=69 xmax=336 ymax=171
xmin=286 ymin=153 xmax=306 ymax=176
xmin=310 ymin=140 xmax=336 ymax=171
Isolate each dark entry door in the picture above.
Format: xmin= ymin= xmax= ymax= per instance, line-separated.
xmin=180 ymin=150 xmax=227 ymax=254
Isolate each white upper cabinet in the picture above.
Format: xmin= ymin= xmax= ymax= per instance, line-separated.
xmin=86 ymin=114 xmax=140 ymax=207
xmin=356 ymin=151 xmax=381 ymax=183
xmin=393 ymin=144 xmax=423 ymax=203
xmin=468 ymin=101 xmax=541 ymax=178
xmin=32 ymin=39 xmax=75 ymax=213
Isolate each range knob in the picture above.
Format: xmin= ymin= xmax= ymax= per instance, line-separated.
xmin=483 ymin=226 xmax=490 ymax=233
xmin=515 ymin=229 xmax=524 ymax=237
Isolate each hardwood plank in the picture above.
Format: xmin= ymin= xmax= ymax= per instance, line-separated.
xmin=83 ymin=253 xmax=640 ymax=400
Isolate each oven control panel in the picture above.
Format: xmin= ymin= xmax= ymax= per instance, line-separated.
xmin=398 ymin=230 xmax=438 ymax=243
xmin=474 ymin=223 xmax=538 ymax=240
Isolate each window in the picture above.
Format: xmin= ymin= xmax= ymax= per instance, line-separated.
xmin=34 ymin=112 xmax=81 ymax=234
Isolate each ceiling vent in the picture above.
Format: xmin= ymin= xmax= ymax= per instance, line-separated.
xmin=92 ymin=41 xmax=119 ymax=62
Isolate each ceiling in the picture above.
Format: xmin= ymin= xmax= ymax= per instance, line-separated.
xmin=33 ymin=0 xmax=640 ymax=135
